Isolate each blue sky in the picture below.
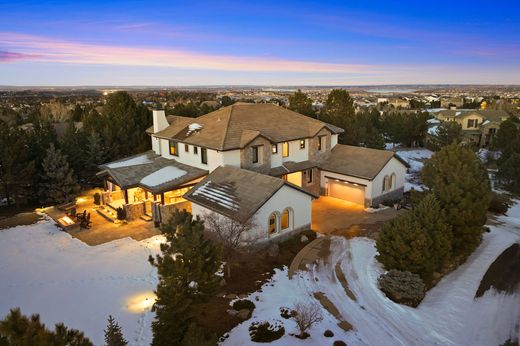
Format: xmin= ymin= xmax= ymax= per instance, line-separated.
xmin=1 ymin=0 xmax=519 ymax=85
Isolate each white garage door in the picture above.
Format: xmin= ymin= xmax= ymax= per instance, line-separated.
xmin=328 ymin=180 xmax=365 ymax=205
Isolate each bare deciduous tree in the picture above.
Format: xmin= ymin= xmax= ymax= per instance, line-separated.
xmin=291 ymin=301 xmax=323 ymax=339
xmin=203 ymin=212 xmax=259 ymax=278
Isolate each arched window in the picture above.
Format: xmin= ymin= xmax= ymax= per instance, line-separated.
xmin=382 ymin=175 xmax=389 ymax=192
xmin=281 ymin=208 xmax=291 ymax=230
xmin=390 ymin=173 xmax=396 ymax=190
xmin=268 ymin=212 xmax=278 ymax=235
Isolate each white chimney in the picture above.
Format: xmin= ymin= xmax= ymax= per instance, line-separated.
xmin=152 ymin=109 xmax=169 ymax=133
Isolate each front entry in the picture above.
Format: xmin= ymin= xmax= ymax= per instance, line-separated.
xmin=144 ymin=200 xmax=153 ymax=216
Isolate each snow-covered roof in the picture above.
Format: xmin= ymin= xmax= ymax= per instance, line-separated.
xmin=105 ymin=154 xmax=152 ymax=169
xmin=140 ymin=166 xmax=187 ymax=188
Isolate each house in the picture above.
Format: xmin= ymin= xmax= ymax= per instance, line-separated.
xmin=97 ymin=103 xmax=408 ymax=241
xmin=434 ymin=109 xmax=510 ymax=147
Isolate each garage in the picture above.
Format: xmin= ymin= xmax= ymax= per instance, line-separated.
xmin=327 ymin=179 xmax=365 ymax=205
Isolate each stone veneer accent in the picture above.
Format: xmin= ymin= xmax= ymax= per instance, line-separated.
xmin=308 ymin=128 xmax=332 ymax=161
xmin=241 ymin=136 xmax=272 ymax=174
xmin=158 ymin=201 xmax=192 ymax=224
xmin=123 ymin=201 xmax=145 ymax=221
xmin=370 ymin=187 xmax=404 ymax=207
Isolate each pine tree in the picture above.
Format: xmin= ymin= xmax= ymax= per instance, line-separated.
xmin=376 ymin=212 xmax=435 ymax=281
xmin=84 ymin=130 xmax=107 ymax=178
xmin=422 ymin=143 xmax=491 ymax=257
xmin=149 ymin=210 xmax=222 ymax=346
xmin=104 ymin=315 xmax=127 ymax=346
xmin=39 ymin=143 xmax=80 ymax=205
xmin=288 ymin=89 xmax=315 ymax=118
xmin=428 ymin=121 xmax=463 ymax=151
xmin=181 ymin=323 xmax=217 ymax=346
xmin=412 ymin=194 xmax=452 ymax=271
xmin=0 ymin=308 xmax=92 ymax=346
xmin=497 ymin=153 xmax=520 ymax=193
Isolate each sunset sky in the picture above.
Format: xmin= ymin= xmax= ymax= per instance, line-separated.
xmin=1 ymin=0 xmax=519 ymax=86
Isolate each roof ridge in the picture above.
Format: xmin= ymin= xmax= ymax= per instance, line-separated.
xmin=220 ymin=104 xmax=234 ymax=150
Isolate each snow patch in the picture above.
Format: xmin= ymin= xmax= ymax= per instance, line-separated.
xmin=140 ymin=166 xmax=187 ymax=187
xmin=192 ymin=181 xmax=240 ymax=211
xmin=106 ymin=154 xmax=152 ymax=169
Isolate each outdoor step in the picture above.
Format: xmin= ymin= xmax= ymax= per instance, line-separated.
xmin=96 ymin=208 xmax=117 ymax=223
xmin=140 ymin=214 xmax=153 ymax=222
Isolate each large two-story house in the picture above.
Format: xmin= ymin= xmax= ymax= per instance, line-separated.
xmin=97 ymin=103 xmax=407 ymax=242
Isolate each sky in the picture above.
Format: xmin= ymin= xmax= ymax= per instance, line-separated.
xmin=0 ymin=0 xmax=519 ymax=86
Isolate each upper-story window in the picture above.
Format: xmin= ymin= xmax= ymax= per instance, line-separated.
xmin=282 ymin=142 xmax=289 ymax=157
xmin=300 ymin=139 xmax=305 ymax=149
xmin=169 ymin=141 xmax=179 ymax=157
xmin=272 ymin=144 xmax=278 ymax=154
xmin=194 ymin=146 xmax=198 ymax=155
xmin=201 ymin=148 xmax=207 ymax=164
xmin=317 ymin=136 xmax=325 ymax=151
xmin=467 ymin=119 xmax=478 ymax=128
xmin=252 ymin=146 xmax=259 ymax=164
xmin=184 ymin=144 xmax=189 ymax=152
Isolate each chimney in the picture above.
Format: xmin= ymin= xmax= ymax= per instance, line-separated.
xmin=153 ymin=109 xmax=169 ymax=133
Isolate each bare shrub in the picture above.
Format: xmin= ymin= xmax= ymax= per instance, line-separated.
xmin=291 ymin=301 xmax=323 ymax=339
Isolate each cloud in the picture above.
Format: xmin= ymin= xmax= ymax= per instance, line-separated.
xmin=0 ymin=50 xmax=40 ymax=62
xmin=0 ymin=32 xmax=378 ymax=74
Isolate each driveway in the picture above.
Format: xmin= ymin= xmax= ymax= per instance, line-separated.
xmin=312 ymin=196 xmax=402 ymax=237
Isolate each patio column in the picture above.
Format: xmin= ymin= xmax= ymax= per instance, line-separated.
xmin=145 ymin=191 xmax=148 ymax=200
xmin=124 ymin=189 xmax=129 ymax=205
xmin=103 ymin=179 xmax=108 ymax=191
xmin=161 ymin=193 xmax=165 ymax=205
xmin=153 ymin=194 xmax=157 ymax=201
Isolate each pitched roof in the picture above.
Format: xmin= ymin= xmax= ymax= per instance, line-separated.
xmin=97 ymin=151 xmax=208 ymax=194
xmin=319 ymin=144 xmax=408 ymax=180
xmin=184 ymin=166 xmax=316 ymax=223
xmin=153 ymin=103 xmax=344 ymax=150
xmin=436 ymin=109 xmax=510 ymax=122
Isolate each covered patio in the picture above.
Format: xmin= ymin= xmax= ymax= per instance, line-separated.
xmin=97 ymin=151 xmax=208 ymax=223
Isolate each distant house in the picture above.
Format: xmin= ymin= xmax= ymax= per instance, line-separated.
xmin=434 ymin=109 xmax=510 ymax=147
xmin=97 ymin=103 xmax=407 ymax=242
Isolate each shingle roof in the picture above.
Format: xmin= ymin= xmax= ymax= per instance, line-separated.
xmin=97 ymin=151 xmax=208 ymax=194
xmin=153 ymin=103 xmax=344 ymax=150
xmin=437 ymin=109 xmax=510 ymax=122
xmin=319 ymin=144 xmax=408 ymax=180
xmin=184 ymin=166 xmax=316 ymax=223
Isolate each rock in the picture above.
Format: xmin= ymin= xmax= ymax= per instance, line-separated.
xmin=225 ymin=293 xmax=238 ymax=300
xmin=267 ymin=243 xmax=279 ymax=257
xmin=238 ymin=293 xmax=248 ymax=299
xmin=237 ymin=309 xmax=251 ymax=320
xmin=324 ymin=329 xmax=334 ymax=337
xmin=300 ymin=235 xmax=309 ymax=243
xmin=333 ymin=341 xmax=347 ymax=346
xmin=227 ymin=309 xmax=238 ymax=316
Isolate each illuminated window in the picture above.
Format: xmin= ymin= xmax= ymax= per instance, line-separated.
xmin=268 ymin=213 xmax=277 ymax=235
xmin=169 ymin=141 xmax=178 ymax=156
xmin=272 ymin=144 xmax=278 ymax=154
xmin=281 ymin=209 xmax=290 ymax=229
xmin=300 ymin=139 xmax=305 ymax=149
xmin=282 ymin=142 xmax=289 ymax=157
xmin=317 ymin=136 xmax=325 ymax=151
xmin=201 ymin=148 xmax=207 ymax=164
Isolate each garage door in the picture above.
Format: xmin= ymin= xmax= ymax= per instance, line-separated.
xmin=328 ymin=180 xmax=365 ymax=205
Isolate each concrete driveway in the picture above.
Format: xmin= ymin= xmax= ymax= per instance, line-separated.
xmin=312 ymin=196 xmax=402 ymax=237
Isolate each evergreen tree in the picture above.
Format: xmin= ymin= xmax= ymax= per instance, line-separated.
xmin=493 ymin=118 xmax=519 ymax=153
xmin=422 ymin=143 xmax=491 ymax=257
xmin=288 ymin=89 xmax=315 ymax=118
xmin=497 ymin=153 xmax=520 ymax=193
xmin=39 ymin=144 xmax=80 ymax=205
xmin=220 ymin=96 xmax=235 ymax=107
xmin=376 ymin=212 xmax=435 ymax=281
xmin=84 ymin=130 xmax=107 ymax=179
xmin=104 ymin=315 xmax=127 ymax=346
xmin=60 ymin=119 xmax=87 ymax=179
xmin=428 ymin=121 xmax=463 ymax=151
xmin=0 ymin=308 xmax=93 ymax=346
xmin=412 ymin=194 xmax=452 ymax=270
xmin=181 ymin=323 xmax=217 ymax=346
xmin=320 ymin=89 xmax=355 ymax=144
xmin=149 ymin=210 xmax=222 ymax=346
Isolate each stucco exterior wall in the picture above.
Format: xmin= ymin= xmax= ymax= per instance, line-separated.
xmin=331 ymin=134 xmax=338 ymax=148
xmin=319 ymin=170 xmax=372 ymax=200
xmin=282 ymin=139 xmax=309 ymax=163
xmin=371 ymin=157 xmax=407 ymax=198
xmin=157 ymin=138 xmax=220 ymax=171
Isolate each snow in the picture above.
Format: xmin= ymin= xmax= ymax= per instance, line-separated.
xmin=223 ymin=201 xmax=520 ymax=346
xmin=187 ymin=123 xmax=203 ymax=135
xmin=395 ymin=149 xmax=433 ymax=192
xmin=106 ymin=154 xmax=152 ymax=169
xmin=0 ymin=219 xmax=163 ymax=345
xmin=427 ymin=125 xmax=438 ymax=135
xmin=478 ymin=148 xmax=501 ymax=163
xmin=192 ymin=181 xmax=240 ymax=211
xmin=140 ymin=166 xmax=187 ymax=187
xmin=427 ymin=118 xmax=440 ymax=124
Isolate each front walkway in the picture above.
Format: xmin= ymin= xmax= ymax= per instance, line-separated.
xmin=312 ymin=196 xmax=403 ymax=237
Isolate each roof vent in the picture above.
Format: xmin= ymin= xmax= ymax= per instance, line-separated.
xmin=187 ymin=123 xmax=203 ymax=136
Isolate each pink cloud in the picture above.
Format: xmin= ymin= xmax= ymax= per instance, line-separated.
xmin=0 ymin=50 xmax=40 ymax=62
xmin=0 ymin=32 xmax=379 ymax=74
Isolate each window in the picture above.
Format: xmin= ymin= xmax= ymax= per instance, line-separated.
xmin=184 ymin=144 xmax=189 ymax=152
xmin=317 ymin=136 xmax=325 ymax=151
xmin=201 ymin=148 xmax=207 ymax=164
xmin=194 ymin=146 xmax=198 ymax=154
xmin=467 ymin=119 xmax=478 ymax=128
xmin=282 ymin=142 xmax=289 ymax=157
xmin=306 ymin=169 xmax=313 ymax=183
xmin=252 ymin=146 xmax=259 ymax=164
xmin=383 ymin=174 xmax=394 ymax=192
xmin=300 ymin=139 xmax=305 ymax=149
xmin=281 ymin=209 xmax=290 ymax=230
xmin=268 ymin=213 xmax=277 ymax=235
xmin=272 ymin=144 xmax=278 ymax=154
xmin=169 ymin=141 xmax=179 ymax=156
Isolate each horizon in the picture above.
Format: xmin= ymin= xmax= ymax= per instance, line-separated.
xmin=1 ymin=1 xmax=520 ymax=85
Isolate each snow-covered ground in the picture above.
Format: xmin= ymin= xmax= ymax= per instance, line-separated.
xmin=223 ymin=202 xmax=520 ymax=346
xmin=0 ymin=218 xmax=162 ymax=345
xmin=395 ymin=149 xmax=433 ymax=192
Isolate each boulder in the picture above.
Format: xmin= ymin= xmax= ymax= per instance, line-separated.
xmin=300 ymin=235 xmax=309 ymax=243
xmin=225 ymin=293 xmax=238 ymax=300
xmin=227 ymin=309 xmax=239 ymax=316
xmin=237 ymin=309 xmax=251 ymax=320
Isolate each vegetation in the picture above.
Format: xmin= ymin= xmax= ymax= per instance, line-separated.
xmin=288 ymin=89 xmax=316 ymax=118
xmin=0 ymin=308 xmax=93 ymax=346
xmin=148 ymin=210 xmax=222 ymax=346
xmin=381 ymin=111 xmax=429 ymax=147
xmin=378 ymin=270 xmax=425 ymax=307
xmin=291 ymin=302 xmax=323 ymax=339
xmin=248 ymin=321 xmax=285 ymax=343
xmin=494 ymin=118 xmax=520 ymax=193
xmin=427 ymin=121 xmax=463 ymax=151
xmin=232 ymin=299 xmax=256 ymax=311
xmin=422 ymin=143 xmax=491 ymax=257
xmin=104 ymin=315 xmax=127 ymax=346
